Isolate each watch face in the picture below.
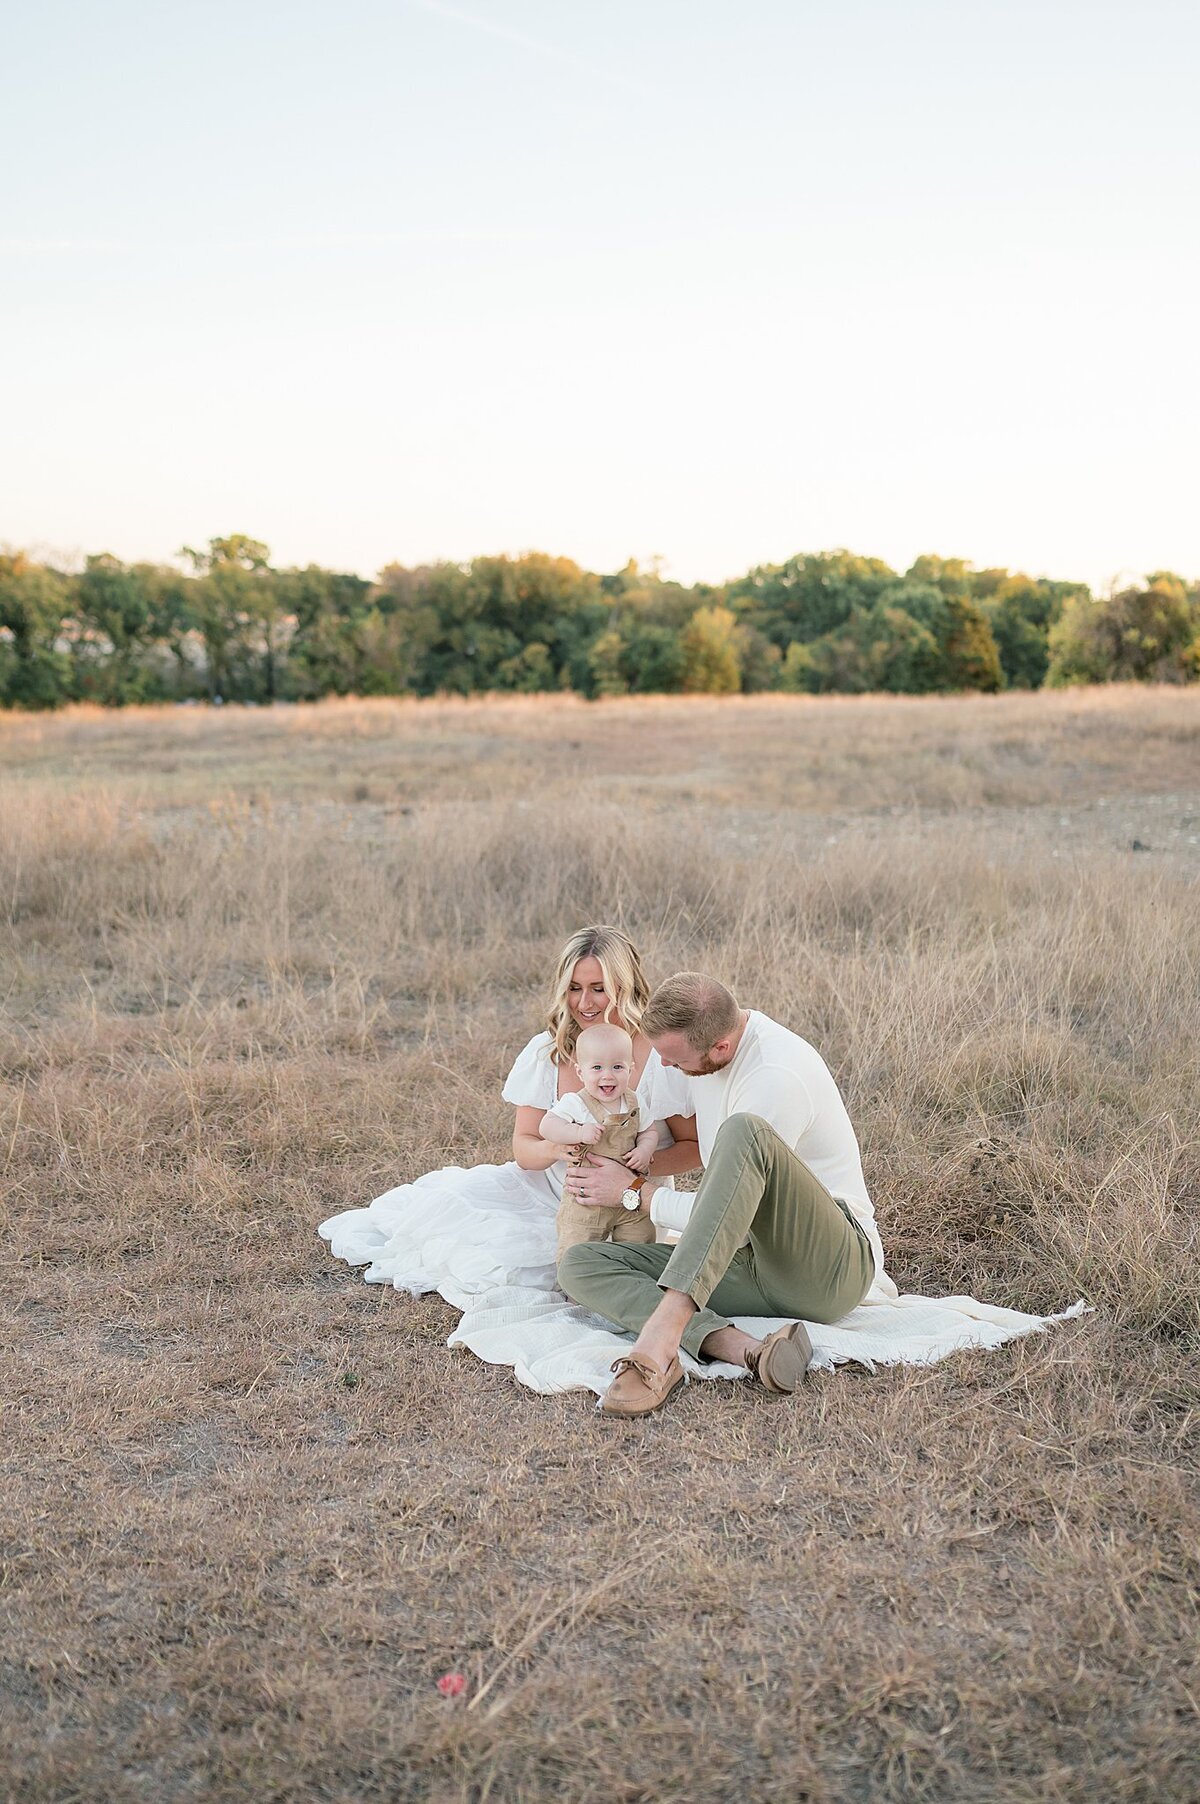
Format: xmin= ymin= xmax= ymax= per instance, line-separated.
xmin=622 ymin=1190 xmax=640 ymax=1210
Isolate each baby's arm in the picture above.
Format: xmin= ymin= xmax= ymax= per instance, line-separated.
xmin=540 ymin=1112 xmax=602 ymax=1147
xmin=624 ymin=1123 xmax=660 ymax=1172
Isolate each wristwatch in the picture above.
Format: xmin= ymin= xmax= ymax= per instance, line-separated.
xmin=621 ymin=1175 xmax=646 ymax=1212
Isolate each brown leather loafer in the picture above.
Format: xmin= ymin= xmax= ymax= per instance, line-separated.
xmin=599 ymin=1354 xmax=685 ymax=1418
xmin=745 ymin=1321 xmax=813 ymax=1394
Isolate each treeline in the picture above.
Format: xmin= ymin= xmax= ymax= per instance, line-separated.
xmin=2 ymin=535 xmax=1198 ymax=708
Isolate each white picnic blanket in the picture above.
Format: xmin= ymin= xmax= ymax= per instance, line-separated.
xmin=449 ymin=1282 xmax=1093 ymax=1396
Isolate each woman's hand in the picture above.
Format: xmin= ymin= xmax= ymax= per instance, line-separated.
xmin=512 ymin=1105 xmax=568 ymax=1172
xmin=562 ymin=1153 xmax=631 ymax=1209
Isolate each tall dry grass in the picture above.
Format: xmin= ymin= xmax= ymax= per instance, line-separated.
xmin=2 ymin=692 xmax=1199 ymax=1802
xmin=2 ymin=683 xmax=1198 ymax=810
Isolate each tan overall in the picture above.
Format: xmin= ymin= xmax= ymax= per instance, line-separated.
xmin=555 ymin=1089 xmax=656 ymax=1265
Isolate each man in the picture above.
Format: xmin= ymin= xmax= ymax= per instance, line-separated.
xmin=559 ymin=972 xmax=885 ymax=1418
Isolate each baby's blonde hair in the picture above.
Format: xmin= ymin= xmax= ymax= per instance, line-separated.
xmin=545 ymin=925 xmax=650 ymax=1066
xmin=574 ymin=1022 xmax=634 ymax=1067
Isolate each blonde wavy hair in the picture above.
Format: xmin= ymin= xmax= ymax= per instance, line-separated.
xmin=545 ymin=925 xmax=651 ymax=1066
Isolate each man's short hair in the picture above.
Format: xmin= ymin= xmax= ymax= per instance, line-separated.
xmin=643 ymin=973 xmax=740 ymax=1049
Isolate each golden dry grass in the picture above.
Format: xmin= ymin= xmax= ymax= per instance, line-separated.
xmin=2 ymin=682 xmax=1198 ymax=811
xmin=2 ymin=689 xmax=1199 ymax=1803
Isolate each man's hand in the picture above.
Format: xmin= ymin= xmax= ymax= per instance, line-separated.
xmin=623 ymin=1144 xmax=652 ymax=1174
xmin=562 ymin=1153 xmax=630 ymax=1209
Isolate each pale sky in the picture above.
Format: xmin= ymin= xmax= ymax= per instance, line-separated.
xmin=3 ymin=0 xmax=1197 ymax=592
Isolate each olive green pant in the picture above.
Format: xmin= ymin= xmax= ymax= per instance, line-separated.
xmin=557 ymin=1113 xmax=875 ymax=1361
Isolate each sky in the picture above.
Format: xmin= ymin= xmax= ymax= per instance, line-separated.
xmin=2 ymin=0 xmax=1197 ymax=593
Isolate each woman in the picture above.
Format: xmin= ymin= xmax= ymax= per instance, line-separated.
xmin=319 ymin=925 xmax=700 ymax=1309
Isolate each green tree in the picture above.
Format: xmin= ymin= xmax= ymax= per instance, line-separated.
xmin=727 ymin=550 xmax=896 ymax=648
xmin=374 ymin=554 xmax=604 ymax=695
xmin=901 ymin=564 xmax=1004 ymax=692
xmin=1046 ymin=579 xmax=1199 ymax=685
xmin=734 ymin=623 xmax=782 ymax=692
xmin=181 ymin=534 xmax=277 ymax=701
xmin=906 ymin=554 xmax=973 ymax=597
xmin=0 ymin=554 xmax=72 ymax=708
xmin=73 ymin=555 xmax=157 ymax=702
xmin=496 ymin=640 xmax=557 ymax=692
xmin=802 ymin=603 xmax=941 ymax=694
xmin=682 ymin=605 xmax=741 ymax=693
xmin=589 ymin=562 xmax=695 ymax=695
xmin=280 ymin=565 xmax=376 ymax=697
xmin=941 ymin=593 xmax=1003 ymax=691
xmin=779 ymin=641 xmax=816 ymax=692
xmin=588 ymin=629 xmax=629 ymax=697
xmin=142 ymin=565 xmax=201 ymax=697
xmin=980 ymin=577 xmax=1054 ymax=689
xmin=372 ymin=562 xmax=462 ymax=692
xmin=622 ymin=622 xmax=687 ymax=692
xmin=794 ymin=581 xmax=1001 ymax=695
xmin=968 ymin=571 xmax=1087 ymax=690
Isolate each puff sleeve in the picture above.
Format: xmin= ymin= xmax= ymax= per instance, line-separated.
xmin=500 ymin=1033 xmax=558 ymax=1109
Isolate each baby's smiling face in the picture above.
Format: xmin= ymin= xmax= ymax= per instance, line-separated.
xmin=574 ymin=1024 xmax=634 ymax=1106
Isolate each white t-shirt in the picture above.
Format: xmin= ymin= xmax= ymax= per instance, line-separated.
xmin=646 ymin=1010 xmax=885 ymax=1278
xmin=544 ymin=1089 xmax=639 ymax=1128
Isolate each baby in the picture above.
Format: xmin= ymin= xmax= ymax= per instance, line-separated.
xmin=539 ymin=1022 xmax=660 ymax=1265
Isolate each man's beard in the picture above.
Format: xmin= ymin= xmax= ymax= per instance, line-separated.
xmin=682 ymin=1048 xmax=729 ymax=1076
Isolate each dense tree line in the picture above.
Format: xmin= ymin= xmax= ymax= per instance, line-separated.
xmin=1 ymin=535 xmax=1197 ymax=708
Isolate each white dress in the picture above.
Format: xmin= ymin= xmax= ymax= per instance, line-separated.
xmin=317 ymin=1033 xmax=678 ymax=1310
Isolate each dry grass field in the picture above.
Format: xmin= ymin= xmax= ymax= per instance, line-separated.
xmin=3 ymin=688 xmax=1199 ymax=1804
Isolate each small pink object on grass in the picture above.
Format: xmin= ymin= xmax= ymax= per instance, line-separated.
xmin=436 ymin=1671 xmax=467 ymax=1698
